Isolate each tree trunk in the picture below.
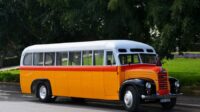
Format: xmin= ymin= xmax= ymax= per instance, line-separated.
xmin=0 ymin=57 xmax=3 ymax=68
xmin=0 ymin=51 xmax=5 ymax=68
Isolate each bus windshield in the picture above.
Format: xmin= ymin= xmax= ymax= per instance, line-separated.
xmin=140 ymin=54 xmax=157 ymax=64
xmin=119 ymin=53 xmax=157 ymax=65
xmin=119 ymin=54 xmax=140 ymax=65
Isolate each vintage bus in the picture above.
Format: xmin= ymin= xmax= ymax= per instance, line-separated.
xmin=20 ymin=40 xmax=181 ymax=112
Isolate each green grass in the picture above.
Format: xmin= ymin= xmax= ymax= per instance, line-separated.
xmin=163 ymin=58 xmax=200 ymax=86
xmin=172 ymin=52 xmax=200 ymax=54
xmin=0 ymin=69 xmax=19 ymax=82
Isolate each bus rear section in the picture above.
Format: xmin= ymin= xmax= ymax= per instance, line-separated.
xmin=20 ymin=48 xmax=121 ymax=101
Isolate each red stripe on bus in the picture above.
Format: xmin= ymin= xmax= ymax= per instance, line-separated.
xmin=121 ymin=64 xmax=160 ymax=72
xmin=20 ymin=66 xmax=118 ymax=72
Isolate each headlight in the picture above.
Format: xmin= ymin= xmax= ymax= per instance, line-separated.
xmin=175 ymin=81 xmax=180 ymax=88
xmin=146 ymin=82 xmax=151 ymax=89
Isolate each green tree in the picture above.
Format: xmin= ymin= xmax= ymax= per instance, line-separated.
xmin=1 ymin=0 xmax=200 ymax=64
xmin=147 ymin=0 xmax=200 ymax=57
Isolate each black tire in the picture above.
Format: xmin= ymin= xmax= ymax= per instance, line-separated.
xmin=50 ymin=96 xmax=57 ymax=102
xmin=161 ymin=98 xmax=176 ymax=110
xmin=37 ymin=82 xmax=55 ymax=103
xmin=122 ymin=86 xmax=140 ymax=112
xmin=71 ymin=98 xmax=85 ymax=103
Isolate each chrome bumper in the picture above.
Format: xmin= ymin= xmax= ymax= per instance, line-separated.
xmin=141 ymin=93 xmax=183 ymax=100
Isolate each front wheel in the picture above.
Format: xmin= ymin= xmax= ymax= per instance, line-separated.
xmin=161 ymin=98 xmax=176 ymax=110
xmin=122 ymin=86 xmax=140 ymax=112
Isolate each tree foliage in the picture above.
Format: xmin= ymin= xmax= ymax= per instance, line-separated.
xmin=147 ymin=0 xmax=200 ymax=56
xmin=0 ymin=0 xmax=200 ymax=66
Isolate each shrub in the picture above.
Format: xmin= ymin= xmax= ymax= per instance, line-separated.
xmin=0 ymin=70 xmax=19 ymax=82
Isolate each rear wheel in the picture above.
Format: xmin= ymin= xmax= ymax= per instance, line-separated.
xmin=161 ymin=98 xmax=176 ymax=110
xmin=37 ymin=82 xmax=55 ymax=102
xmin=122 ymin=86 xmax=140 ymax=112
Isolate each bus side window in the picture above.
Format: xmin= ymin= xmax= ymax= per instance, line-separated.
xmin=44 ymin=53 xmax=55 ymax=66
xmin=56 ymin=52 xmax=68 ymax=66
xmin=119 ymin=55 xmax=127 ymax=65
xmin=69 ymin=51 xmax=81 ymax=66
xmin=106 ymin=51 xmax=116 ymax=65
xmin=33 ymin=53 xmax=43 ymax=66
xmin=94 ymin=50 xmax=104 ymax=65
xmin=23 ymin=53 xmax=32 ymax=66
xmin=83 ymin=51 xmax=92 ymax=65
xmin=133 ymin=54 xmax=140 ymax=63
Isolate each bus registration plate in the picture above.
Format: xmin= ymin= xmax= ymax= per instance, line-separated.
xmin=160 ymin=98 xmax=171 ymax=103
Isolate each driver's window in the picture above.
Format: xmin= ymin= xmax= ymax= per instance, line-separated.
xmin=106 ymin=51 xmax=116 ymax=65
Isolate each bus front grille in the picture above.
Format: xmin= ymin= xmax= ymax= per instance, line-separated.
xmin=158 ymin=72 xmax=169 ymax=95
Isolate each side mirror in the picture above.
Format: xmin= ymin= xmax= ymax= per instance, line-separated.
xmin=156 ymin=58 xmax=162 ymax=66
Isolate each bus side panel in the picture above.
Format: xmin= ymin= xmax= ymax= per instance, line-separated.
xmin=80 ymin=71 xmax=94 ymax=98
xmin=65 ymin=70 xmax=119 ymax=100
xmin=66 ymin=71 xmax=81 ymax=97
xmin=20 ymin=70 xmax=32 ymax=94
xmin=20 ymin=67 xmax=120 ymax=100
xmin=20 ymin=70 xmax=54 ymax=94
xmin=103 ymin=71 xmax=120 ymax=100
xmin=51 ymin=71 xmax=68 ymax=96
xmin=65 ymin=71 xmax=104 ymax=99
xmin=91 ymin=71 xmax=104 ymax=98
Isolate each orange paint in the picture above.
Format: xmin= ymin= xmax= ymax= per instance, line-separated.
xmin=20 ymin=64 xmax=170 ymax=100
xmin=20 ymin=66 xmax=120 ymax=100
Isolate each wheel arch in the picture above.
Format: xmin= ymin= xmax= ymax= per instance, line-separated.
xmin=31 ymin=79 xmax=52 ymax=97
xmin=119 ymin=78 xmax=154 ymax=101
xmin=169 ymin=77 xmax=180 ymax=93
xmin=169 ymin=77 xmax=178 ymax=83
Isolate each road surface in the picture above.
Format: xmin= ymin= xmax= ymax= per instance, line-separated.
xmin=0 ymin=67 xmax=200 ymax=112
xmin=0 ymin=88 xmax=200 ymax=112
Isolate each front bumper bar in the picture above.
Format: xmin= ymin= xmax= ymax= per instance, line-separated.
xmin=141 ymin=93 xmax=183 ymax=100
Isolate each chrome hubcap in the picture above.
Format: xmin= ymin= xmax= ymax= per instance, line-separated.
xmin=39 ymin=85 xmax=47 ymax=99
xmin=124 ymin=90 xmax=133 ymax=108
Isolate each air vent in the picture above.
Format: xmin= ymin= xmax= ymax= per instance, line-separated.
xmin=130 ymin=48 xmax=144 ymax=52
xmin=118 ymin=49 xmax=127 ymax=52
xmin=147 ymin=49 xmax=153 ymax=52
xmin=158 ymin=72 xmax=168 ymax=90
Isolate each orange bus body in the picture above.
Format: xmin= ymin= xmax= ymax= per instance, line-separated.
xmin=20 ymin=40 xmax=181 ymax=111
xmin=20 ymin=64 xmax=169 ymax=100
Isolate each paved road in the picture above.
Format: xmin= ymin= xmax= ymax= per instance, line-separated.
xmin=0 ymin=88 xmax=200 ymax=112
xmin=0 ymin=67 xmax=200 ymax=112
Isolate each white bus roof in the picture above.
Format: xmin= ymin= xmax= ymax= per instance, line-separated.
xmin=22 ymin=40 xmax=155 ymax=54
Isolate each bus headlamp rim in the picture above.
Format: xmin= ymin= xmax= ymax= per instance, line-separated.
xmin=175 ymin=81 xmax=180 ymax=88
xmin=145 ymin=82 xmax=152 ymax=89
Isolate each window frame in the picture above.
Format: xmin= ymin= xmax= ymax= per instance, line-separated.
xmin=93 ymin=50 xmax=105 ymax=66
xmin=139 ymin=53 xmax=157 ymax=64
xmin=25 ymin=50 xmax=118 ymax=66
xmin=33 ymin=52 xmax=44 ymax=66
xmin=118 ymin=53 xmax=141 ymax=65
xmin=44 ymin=52 xmax=55 ymax=66
xmin=23 ymin=53 xmax=33 ymax=66
xmin=105 ymin=51 xmax=116 ymax=66
xmin=56 ymin=51 xmax=69 ymax=66
xmin=68 ymin=51 xmax=82 ymax=66
xmin=82 ymin=50 xmax=93 ymax=66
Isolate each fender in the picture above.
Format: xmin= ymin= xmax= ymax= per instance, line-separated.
xmin=119 ymin=78 xmax=154 ymax=101
xmin=31 ymin=79 xmax=51 ymax=96
xmin=169 ymin=77 xmax=180 ymax=93
xmin=169 ymin=77 xmax=178 ymax=83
